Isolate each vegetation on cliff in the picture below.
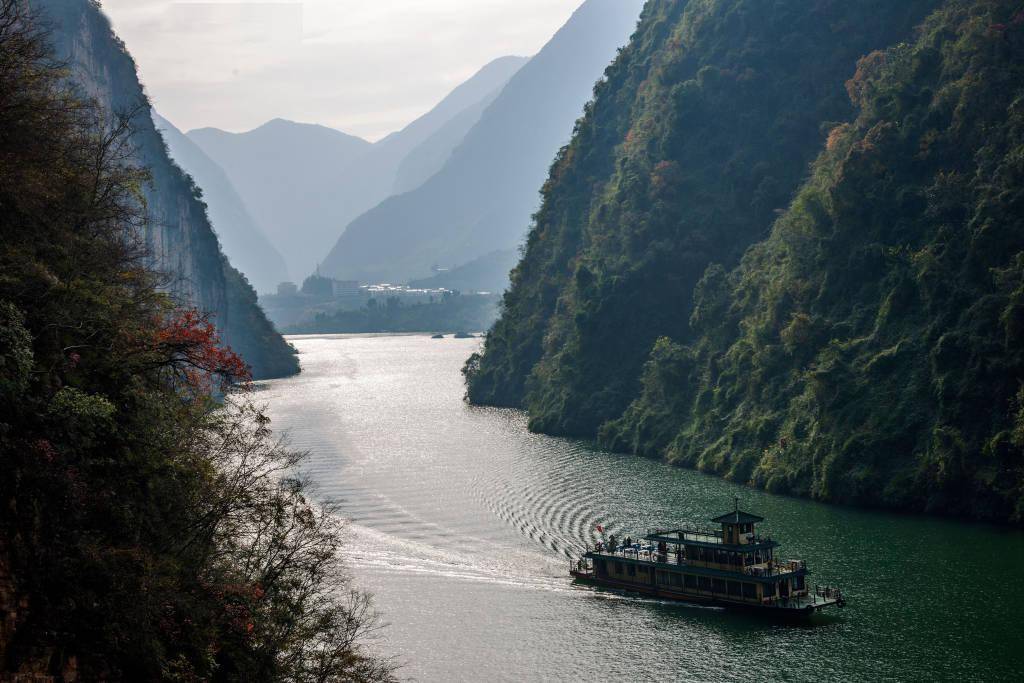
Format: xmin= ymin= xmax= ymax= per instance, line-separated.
xmin=603 ymin=0 xmax=1024 ymax=521
xmin=468 ymin=0 xmax=939 ymax=434
xmin=468 ymin=0 xmax=1024 ymax=521
xmin=0 ymin=3 xmax=393 ymax=678
xmin=35 ymin=0 xmax=299 ymax=381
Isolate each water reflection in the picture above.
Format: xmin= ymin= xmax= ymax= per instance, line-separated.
xmin=260 ymin=334 xmax=1024 ymax=682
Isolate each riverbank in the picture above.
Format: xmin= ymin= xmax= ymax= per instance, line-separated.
xmin=284 ymin=293 xmax=498 ymax=335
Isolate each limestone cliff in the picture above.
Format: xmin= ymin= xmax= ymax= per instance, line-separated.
xmin=33 ymin=0 xmax=298 ymax=378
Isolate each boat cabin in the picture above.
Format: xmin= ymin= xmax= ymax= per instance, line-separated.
xmin=572 ymin=501 xmax=843 ymax=614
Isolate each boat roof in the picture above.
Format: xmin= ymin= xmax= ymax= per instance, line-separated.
xmin=711 ymin=510 xmax=764 ymax=524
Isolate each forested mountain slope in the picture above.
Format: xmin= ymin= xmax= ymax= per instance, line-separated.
xmin=320 ymin=0 xmax=645 ymax=285
xmin=602 ymin=0 xmax=1024 ymax=521
xmin=0 ymin=1 xmax=391 ymax=677
xmin=34 ymin=0 xmax=297 ymax=379
xmin=469 ymin=0 xmax=1024 ymax=522
xmin=154 ymin=112 xmax=288 ymax=294
xmin=466 ymin=0 xmax=938 ymax=432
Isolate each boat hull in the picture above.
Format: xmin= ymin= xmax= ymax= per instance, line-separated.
xmin=570 ymin=570 xmax=841 ymax=617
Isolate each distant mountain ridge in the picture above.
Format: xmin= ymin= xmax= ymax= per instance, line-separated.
xmin=154 ymin=112 xmax=289 ymax=293
xmin=391 ymin=56 xmax=528 ymax=195
xmin=188 ymin=56 xmax=527 ymax=281
xmin=320 ymin=0 xmax=646 ymax=285
xmin=187 ymin=119 xmax=373 ymax=279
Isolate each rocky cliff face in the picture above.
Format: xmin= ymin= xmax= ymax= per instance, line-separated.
xmin=33 ymin=0 xmax=297 ymax=379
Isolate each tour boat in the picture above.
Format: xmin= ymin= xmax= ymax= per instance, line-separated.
xmin=570 ymin=502 xmax=846 ymax=616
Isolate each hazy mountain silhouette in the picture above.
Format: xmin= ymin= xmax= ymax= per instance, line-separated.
xmin=154 ymin=113 xmax=288 ymax=293
xmin=187 ymin=119 xmax=371 ymax=279
xmin=319 ymin=0 xmax=644 ymax=285
xmin=391 ymin=56 xmax=527 ymax=195
xmin=188 ymin=56 xmax=526 ymax=281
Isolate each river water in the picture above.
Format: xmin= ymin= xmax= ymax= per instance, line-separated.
xmin=258 ymin=334 xmax=1024 ymax=682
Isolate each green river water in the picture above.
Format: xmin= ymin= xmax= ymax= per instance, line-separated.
xmin=258 ymin=334 xmax=1024 ymax=682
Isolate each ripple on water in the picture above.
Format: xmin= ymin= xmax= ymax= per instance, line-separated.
xmin=259 ymin=334 xmax=1024 ymax=683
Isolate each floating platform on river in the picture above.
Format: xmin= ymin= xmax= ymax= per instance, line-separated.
xmin=571 ymin=502 xmax=845 ymax=617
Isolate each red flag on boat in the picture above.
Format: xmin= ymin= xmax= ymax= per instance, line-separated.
xmin=596 ymin=524 xmax=604 ymax=533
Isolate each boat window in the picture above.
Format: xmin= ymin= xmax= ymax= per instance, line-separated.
xmin=794 ymin=575 xmax=805 ymax=591
xmin=614 ymin=562 xmax=623 ymax=574
xmin=627 ymin=564 xmax=636 ymax=577
xmin=684 ymin=574 xmax=697 ymax=589
xmin=698 ymin=576 xmax=711 ymax=591
xmin=743 ymin=583 xmax=758 ymax=599
xmin=727 ymin=581 xmax=742 ymax=597
xmin=711 ymin=578 xmax=726 ymax=594
xmin=671 ymin=573 xmax=682 ymax=587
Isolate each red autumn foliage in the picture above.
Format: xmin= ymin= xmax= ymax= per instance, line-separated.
xmin=153 ymin=309 xmax=251 ymax=392
xmin=31 ymin=438 xmax=56 ymax=464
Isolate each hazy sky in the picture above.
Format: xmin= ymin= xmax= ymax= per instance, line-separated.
xmin=101 ymin=0 xmax=584 ymax=140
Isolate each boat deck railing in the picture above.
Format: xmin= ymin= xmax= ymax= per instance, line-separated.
xmin=646 ymin=527 xmax=778 ymax=548
xmin=583 ymin=545 xmax=805 ymax=577
xmin=647 ymin=526 xmax=723 ymax=544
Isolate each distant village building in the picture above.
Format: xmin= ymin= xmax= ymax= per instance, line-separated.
xmin=260 ymin=275 xmax=461 ymax=330
xmin=363 ymin=283 xmax=452 ymax=305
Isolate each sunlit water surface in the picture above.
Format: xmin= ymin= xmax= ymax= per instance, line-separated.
xmin=258 ymin=334 xmax=1024 ymax=682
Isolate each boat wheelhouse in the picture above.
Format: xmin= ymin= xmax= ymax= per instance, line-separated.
xmin=570 ymin=502 xmax=845 ymax=616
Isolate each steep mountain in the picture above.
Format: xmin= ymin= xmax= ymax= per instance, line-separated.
xmin=320 ymin=0 xmax=646 ymax=285
xmin=34 ymin=0 xmax=298 ymax=379
xmin=153 ymin=112 xmax=288 ymax=293
xmin=354 ymin=55 xmax=528 ymax=205
xmin=602 ymin=0 xmax=1024 ymax=521
xmin=391 ymin=56 xmax=528 ymax=195
xmin=1 ymin=4 xmax=391 ymax=676
xmin=469 ymin=0 xmax=1024 ymax=522
xmin=188 ymin=119 xmax=372 ymax=279
xmin=466 ymin=0 xmax=938 ymax=435
xmin=189 ymin=56 xmax=526 ymax=280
